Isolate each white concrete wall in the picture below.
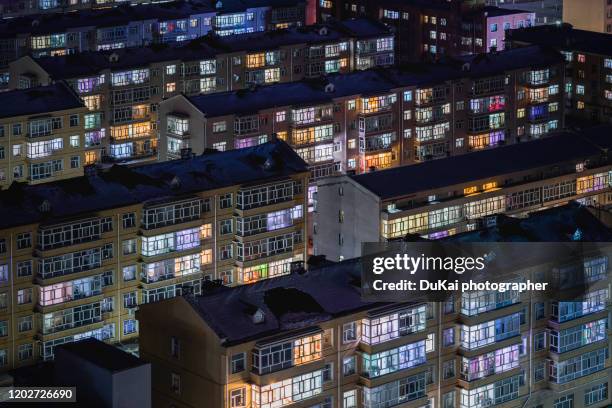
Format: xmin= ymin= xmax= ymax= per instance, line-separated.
xmin=313 ymin=175 xmax=380 ymax=261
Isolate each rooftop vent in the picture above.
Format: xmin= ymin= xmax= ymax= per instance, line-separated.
xmin=215 ymin=0 xmax=222 ymax=9
xmin=38 ymin=200 xmax=51 ymax=213
xmin=252 ymin=308 xmax=265 ymax=324
xmin=318 ymin=26 xmax=329 ymax=36
xmin=263 ymin=156 xmax=277 ymax=171
xmin=109 ymin=53 xmax=120 ymax=63
xmin=169 ymin=176 xmax=182 ymax=189
xmin=462 ymin=62 xmax=471 ymax=72
xmin=324 ymin=83 xmax=335 ymax=93
xmin=31 ymin=19 xmax=39 ymax=27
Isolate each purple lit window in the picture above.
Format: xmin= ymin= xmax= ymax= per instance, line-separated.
xmin=175 ymin=228 xmax=200 ymax=251
xmin=489 ymin=131 xmax=505 ymax=146
xmin=77 ymin=78 xmax=96 ymax=93
xmin=529 ymin=105 xmax=547 ymax=120
xmin=428 ymin=230 xmax=450 ymax=240
xmin=85 ymin=130 xmax=105 ymax=147
xmin=267 ymin=209 xmax=292 ymax=231
xmin=235 ymin=136 xmax=258 ymax=149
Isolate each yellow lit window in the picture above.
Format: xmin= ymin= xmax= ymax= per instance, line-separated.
xmin=85 ymin=151 xmax=97 ymax=165
xmin=276 ymin=131 xmax=287 ymax=141
xmin=82 ymin=95 xmax=101 ymax=111
xmin=201 ymin=249 xmax=213 ymax=265
xmin=577 ymin=101 xmax=585 ymax=109
xmin=131 ymin=105 xmax=149 ymax=120
xmin=166 ymin=82 xmax=176 ymax=93
xmin=517 ymin=108 xmax=525 ymax=118
xmin=463 ymin=186 xmax=477 ymax=195
xmin=246 ymin=53 xmax=265 ymax=68
xmin=110 ymin=122 xmax=151 ymax=140
xmin=482 ymin=181 xmax=497 ymax=191
xmin=366 ymin=152 xmax=394 ymax=169
xmin=293 ymin=334 xmax=322 ymax=365
xmin=200 ymin=223 xmax=212 ymax=239
xmin=340 ymin=58 xmax=348 ymax=68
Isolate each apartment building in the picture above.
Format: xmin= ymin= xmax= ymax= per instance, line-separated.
xmin=137 ymin=235 xmax=612 ymax=408
xmin=486 ymin=0 xmax=562 ymax=26
xmin=0 ymin=139 xmax=309 ymax=370
xmin=507 ymin=24 xmax=612 ymax=124
xmin=159 ymin=45 xmax=564 ymax=182
xmin=315 ymin=0 xmax=534 ymax=63
xmin=8 ymin=19 xmax=393 ymax=164
xmin=563 ymin=0 xmax=612 ymax=34
xmin=137 ymin=259 xmax=447 ymax=408
xmin=463 ymin=6 xmax=536 ymax=53
xmin=312 ymin=126 xmax=612 ymax=260
xmin=0 ymin=0 xmax=306 ymax=75
xmin=0 ymin=82 xmax=87 ymax=188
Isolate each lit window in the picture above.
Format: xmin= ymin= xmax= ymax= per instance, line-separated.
xmin=213 ymin=141 xmax=226 ymax=151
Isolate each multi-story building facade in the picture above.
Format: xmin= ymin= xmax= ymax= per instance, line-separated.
xmin=563 ymin=0 xmax=612 ymax=34
xmin=137 ymin=235 xmax=612 ymax=408
xmin=0 ymin=0 xmax=306 ymax=77
xmin=0 ymin=0 xmax=266 ymax=18
xmin=313 ymin=125 xmax=612 ymax=260
xmin=159 ymin=45 xmax=564 ymax=182
xmin=486 ymin=0 xmax=562 ymax=26
xmin=315 ymin=0 xmax=533 ymax=63
xmin=464 ymin=6 xmax=536 ymax=52
xmin=507 ymin=24 xmax=612 ymax=124
xmin=0 ymin=139 xmax=309 ymax=370
xmin=9 ymin=19 xmax=393 ymax=164
xmin=0 ymin=82 xmax=87 ymax=187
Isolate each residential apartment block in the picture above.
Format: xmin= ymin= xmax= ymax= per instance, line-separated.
xmin=0 ymin=82 xmax=87 ymax=187
xmin=137 ymin=236 xmax=612 ymax=408
xmin=159 ymin=45 xmax=564 ymax=183
xmin=0 ymin=0 xmax=306 ymax=74
xmin=316 ymin=0 xmax=534 ymax=63
xmin=486 ymin=0 xmax=563 ymax=26
xmin=312 ymin=126 xmax=612 ymax=260
xmin=563 ymin=0 xmax=612 ymax=34
xmin=0 ymin=140 xmax=309 ymax=370
xmin=8 ymin=19 xmax=393 ymax=164
xmin=507 ymin=24 xmax=612 ymax=124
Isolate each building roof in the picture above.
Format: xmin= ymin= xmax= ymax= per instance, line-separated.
xmin=378 ymin=0 xmax=453 ymax=12
xmin=0 ymin=2 xmax=215 ymax=39
xmin=188 ymin=69 xmax=397 ymax=117
xmin=481 ymin=5 xmax=532 ymax=17
xmin=32 ymin=43 xmax=219 ymax=79
xmin=29 ymin=18 xmax=390 ymax=79
xmin=0 ymin=82 xmax=84 ymax=119
xmin=0 ymin=0 xmax=307 ymax=38
xmin=56 ymin=339 xmax=147 ymax=373
xmin=351 ymin=125 xmax=612 ymax=200
xmin=445 ymin=202 xmax=612 ymax=242
xmin=181 ymin=257 xmax=388 ymax=345
xmin=0 ymin=139 xmax=308 ymax=229
xmin=507 ymin=23 xmax=612 ymax=56
xmin=334 ymin=18 xmax=394 ymax=39
xmin=186 ymin=45 xmax=562 ymax=117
